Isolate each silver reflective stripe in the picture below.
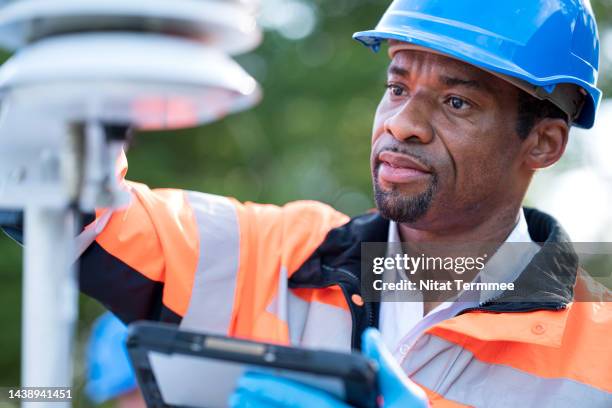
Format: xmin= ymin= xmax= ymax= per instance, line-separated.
xmin=180 ymin=192 xmax=240 ymax=334
xmin=74 ymin=208 xmax=113 ymax=260
xmin=266 ymin=282 xmax=310 ymax=346
xmin=298 ymin=301 xmax=352 ymax=352
xmin=266 ymin=266 xmax=289 ymax=324
xmin=286 ymin=291 xmax=310 ymax=345
xmin=402 ymin=335 xmax=612 ymax=408
xmin=265 ymin=266 xmax=311 ymax=345
xmin=266 ymin=280 xmax=352 ymax=351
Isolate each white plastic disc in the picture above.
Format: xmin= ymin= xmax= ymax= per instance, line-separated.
xmin=0 ymin=0 xmax=262 ymax=55
xmin=0 ymin=33 xmax=261 ymax=129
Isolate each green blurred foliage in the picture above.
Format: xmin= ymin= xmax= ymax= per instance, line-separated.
xmin=0 ymin=0 xmax=611 ymax=406
xmin=127 ymin=0 xmax=388 ymax=212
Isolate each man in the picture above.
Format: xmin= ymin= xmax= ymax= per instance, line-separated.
xmin=2 ymin=0 xmax=611 ymax=406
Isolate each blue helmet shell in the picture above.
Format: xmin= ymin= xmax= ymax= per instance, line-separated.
xmin=354 ymin=0 xmax=602 ymax=128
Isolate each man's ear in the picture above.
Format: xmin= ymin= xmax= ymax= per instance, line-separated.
xmin=522 ymin=118 xmax=569 ymax=170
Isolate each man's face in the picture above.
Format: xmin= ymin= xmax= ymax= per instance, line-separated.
xmin=372 ymin=49 xmax=527 ymax=229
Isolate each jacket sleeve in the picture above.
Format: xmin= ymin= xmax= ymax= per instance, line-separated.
xmin=2 ymin=152 xmax=350 ymax=327
xmin=78 ymin=183 xmax=350 ymax=328
xmin=78 ymin=181 xmax=198 ymax=324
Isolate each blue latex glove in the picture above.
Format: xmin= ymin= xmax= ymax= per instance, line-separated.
xmin=229 ymin=372 xmax=351 ymax=408
xmin=361 ymin=328 xmax=428 ymax=407
xmin=229 ymin=328 xmax=428 ymax=407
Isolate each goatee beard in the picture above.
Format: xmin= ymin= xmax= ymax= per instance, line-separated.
xmin=373 ymin=169 xmax=438 ymax=223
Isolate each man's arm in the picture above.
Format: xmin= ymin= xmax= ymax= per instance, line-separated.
xmin=77 ymin=182 xmax=200 ymax=324
xmin=2 ymin=157 xmax=350 ymax=331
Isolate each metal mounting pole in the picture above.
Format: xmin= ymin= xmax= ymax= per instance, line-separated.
xmin=21 ymin=206 xmax=77 ymax=408
xmin=19 ymin=121 xmax=85 ymax=408
xmin=0 ymin=3 xmax=262 ymax=405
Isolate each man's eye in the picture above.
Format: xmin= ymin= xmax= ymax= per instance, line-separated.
xmin=385 ymin=83 xmax=406 ymax=97
xmin=446 ymin=96 xmax=471 ymax=110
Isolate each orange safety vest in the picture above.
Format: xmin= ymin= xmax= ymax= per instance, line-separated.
xmin=75 ymin=167 xmax=611 ymax=407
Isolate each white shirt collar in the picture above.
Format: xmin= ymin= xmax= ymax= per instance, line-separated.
xmin=505 ymin=208 xmax=532 ymax=243
xmin=380 ymin=209 xmax=540 ymax=354
xmin=386 ymin=208 xmax=539 ymax=302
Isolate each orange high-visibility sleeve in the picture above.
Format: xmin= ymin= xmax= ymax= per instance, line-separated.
xmin=80 ymin=150 xmax=351 ymax=331
xmin=80 ymin=181 xmax=199 ymax=323
xmin=228 ymin=199 xmax=350 ymax=343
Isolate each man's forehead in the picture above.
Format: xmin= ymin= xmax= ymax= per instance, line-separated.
xmin=388 ymin=48 xmax=491 ymax=82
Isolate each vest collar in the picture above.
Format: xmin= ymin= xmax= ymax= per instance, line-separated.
xmin=290 ymin=207 xmax=578 ymax=348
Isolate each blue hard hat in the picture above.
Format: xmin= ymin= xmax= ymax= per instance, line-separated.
xmin=85 ymin=312 xmax=138 ymax=404
xmin=353 ymin=0 xmax=602 ymax=129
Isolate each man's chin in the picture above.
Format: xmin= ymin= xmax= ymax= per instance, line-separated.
xmin=374 ymin=187 xmax=434 ymax=224
xmin=377 ymin=182 xmax=428 ymax=197
xmin=372 ymin=169 xmax=438 ymax=223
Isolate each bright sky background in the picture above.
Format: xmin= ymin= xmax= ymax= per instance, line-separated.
xmin=528 ymin=99 xmax=612 ymax=241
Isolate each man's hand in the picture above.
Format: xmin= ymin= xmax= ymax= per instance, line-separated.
xmin=361 ymin=328 xmax=428 ymax=407
xmin=228 ymin=328 xmax=429 ymax=407
xmin=229 ymin=371 xmax=352 ymax=408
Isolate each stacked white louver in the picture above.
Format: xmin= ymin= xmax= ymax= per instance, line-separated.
xmin=0 ymin=2 xmax=262 ymax=406
xmin=0 ymin=0 xmax=262 ymax=128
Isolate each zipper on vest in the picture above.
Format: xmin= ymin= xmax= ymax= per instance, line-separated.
xmin=459 ymin=289 xmax=568 ymax=315
xmin=333 ymin=266 xmax=375 ymax=347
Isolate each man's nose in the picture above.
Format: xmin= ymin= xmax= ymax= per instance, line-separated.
xmin=383 ymin=94 xmax=434 ymax=144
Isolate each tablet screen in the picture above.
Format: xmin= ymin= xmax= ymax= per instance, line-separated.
xmin=148 ymin=351 xmax=346 ymax=407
